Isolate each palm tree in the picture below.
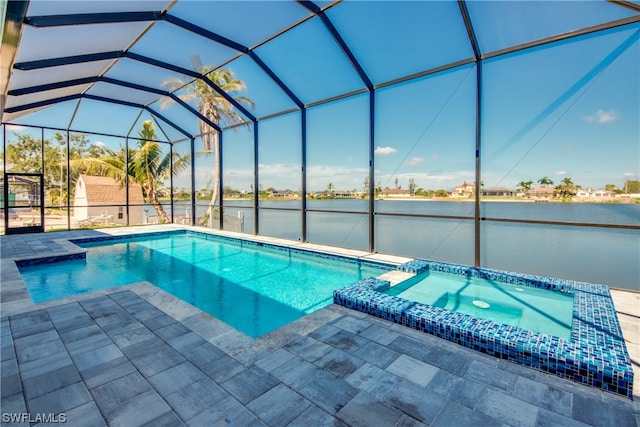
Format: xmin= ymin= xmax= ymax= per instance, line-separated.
xmin=556 ymin=177 xmax=577 ymax=198
xmin=69 ymin=120 xmax=189 ymax=224
xmin=517 ymin=180 xmax=533 ymax=197
xmin=162 ymin=56 xmax=254 ymax=227
xmin=537 ymin=176 xmax=554 ymax=187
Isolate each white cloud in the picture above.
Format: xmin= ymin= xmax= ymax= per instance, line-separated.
xmin=584 ymin=109 xmax=617 ymax=124
xmin=405 ymin=157 xmax=424 ymax=166
xmin=375 ymin=171 xmax=462 ymax=187
xmin=375 ymin=146 xmax=397 ymax=155
xmin=94 ymin=141 xmax=106 ymax=147
xmin=5 ymin=124 xmax=26 ymax=132
xmin=258 ymin=163 xmax=300 ymax=177
xmin=554 ymin=170 xmax=568 ymax=176
xmin=307 ymin=165 xmax=368 ymax=190
xmin=192 ymin=163 xmax=371 ymax=191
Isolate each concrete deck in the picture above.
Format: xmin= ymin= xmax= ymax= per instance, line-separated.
xmin=1 ymin=226 xmax=639 ymax=426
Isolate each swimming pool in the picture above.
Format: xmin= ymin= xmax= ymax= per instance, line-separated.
xmin=18 ymin=231 xmax=393 ymax=337
xmin=334 ymin=259 xmax=634 ymax=399
xmin=385 ymin=271 xmax=573 ymax=340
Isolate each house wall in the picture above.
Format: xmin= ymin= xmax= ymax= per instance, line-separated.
xmin=84 ymin=205 xmax=144 ymax=225
xmin=72 ymin=176 xmax=144 ymax=225
xmin=73 ymin=179 xmax=88 ymax=221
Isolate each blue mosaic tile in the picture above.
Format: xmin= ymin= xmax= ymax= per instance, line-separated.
xmin=184 ymin=231 xmax=395 ymax=271
xmin=70 ymin=229 xmax=186 ymax=245
xmin=15 ymin=252 xmax=86 ymax=267
xmin=334 ymin=259 xmax=634 ymax=399
xmin=71 ymin=230 xmax=394 ymax=273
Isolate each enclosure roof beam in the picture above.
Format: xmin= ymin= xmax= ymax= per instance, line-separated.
xmin=4 ymin=94 xmax=81 ymax=113
xmin=101 ymin=77 xmax=222 ymax=131
xmin=296 ymin=1 xmax=373 ymax=90
xmin=161 ymin=13 xmax=247 ymax=53
xmin=7 ymin=76 xmax=221 ymax=132
xmin=125 ymin=52 xmax=256 ymax=122
xmin=246 ymin=51 xmax=304 ymax=109
xmin=1 ymin=0 xmax=29 ymax=122
xmin=19 ymin=10 xmax=304 ymax=113
xmin=143 ymin=106 xmax=192 ymax=139
xmin=458 ymin=1 xmax=482 ymax=61
xmin=608 ymin=0 xmax=640 ymax=13
xmin=162 ymin=13 xmax=304 ymax=109
xmin=82 ymin=94 xmax=191 ymax=138
xmin=13 ymin=51 xmax=123 ymax=70
xmin=5 ymin=92 xmax=192 ymax=138
xmin=482 ymin=15 xmax=640 ymax=61
xmin=12 ymin=50 xmax=256 ymax=122
xmin=8 ymin=76 xmax=100 ymax=95
xmin=24 ymin=11 xmax=163 ymax=27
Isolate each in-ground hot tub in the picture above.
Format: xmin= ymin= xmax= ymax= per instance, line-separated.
xmin=334 ymin=259 xmax=634 ymax=399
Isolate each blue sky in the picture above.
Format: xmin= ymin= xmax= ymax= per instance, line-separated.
xmin=215 ymin=20 xmax=639 ymax=193
xmin=5 ymin=1 xmax=639 ymax=193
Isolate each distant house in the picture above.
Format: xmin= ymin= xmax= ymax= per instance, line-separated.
xmin=270 ymin=189 xmax=297 ymax=198
xmin=381 ymin=188 xmax=410 ymax=197
xmin=156 ymin=188 xmax=171 ymax=198
xmin=482 ymin=187 xmax=515 ymax=197
xmin=73 ymin=175 xmax=144 ymax=225
xmin=333 ymin=191 xmax=354 ymax=198
xmin=450 ymin=183 xmax=475 ymax=197
xmin=528 ymin=187 xmax=555 ymax=199
xmin=310 ymin=190 xmax=354 ymax=198
xmin=575 ymin=188 xmax=614 ymax=199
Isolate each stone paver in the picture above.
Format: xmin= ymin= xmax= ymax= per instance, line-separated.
xmin=346 ymin=362 xmax=401 ymax=399
xmin=336 ymin=391 xmax=405 ymax=427
xmin=1 ymin=228 xmax=638 ymax=426
xmin=247 ymin=384 xmax=312 ymax=426
xmin=296 ymin=369 xmax=359 ymax=414
xmin=220 ymin=366 xmax=279 ymax=404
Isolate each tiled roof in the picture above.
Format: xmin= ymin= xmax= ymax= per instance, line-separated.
xmin=79 ymin=175 xmax=145 ymax=204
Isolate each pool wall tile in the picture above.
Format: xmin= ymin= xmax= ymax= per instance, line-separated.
xmin=334 ymin=259 xmax=634 ymax=399
xmin=15 ymin=252 xmax=86 ymax=267
xmin=70 ymin=230 xmax=395 ymax=273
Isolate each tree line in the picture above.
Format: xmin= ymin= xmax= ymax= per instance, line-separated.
xmin=517 ymin=176 xmax=638 ymax=198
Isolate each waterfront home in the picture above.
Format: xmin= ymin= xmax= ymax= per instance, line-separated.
xmin=527 ymin=187 xmax=556 ymax=199
xmin=450 ymin=182 xmax=475 ymax=197
xmin=381 ymin=188 xmax=411 ymax=197
xmin=269 ymin=189 xmax=297 ymax=198
xmin=575 ymin=188 xmax=615 ymax=199
xmin=481 ymin=187 xmax=515 ymax=197
xmin=311 ymin=190 xmax=355 ymax=198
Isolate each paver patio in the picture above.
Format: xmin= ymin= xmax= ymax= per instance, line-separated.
xmin=1 ymin=227 xmax=638 ymax=426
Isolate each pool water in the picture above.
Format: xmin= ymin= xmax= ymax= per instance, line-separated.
xmin=386 ymin=270 xmax=574 ymax=339
xmin=19 ymin=233 xmax=392 ymax=337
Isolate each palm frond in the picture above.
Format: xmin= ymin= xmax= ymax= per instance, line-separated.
xmin=190 ymin=54 xmax=204 ymax=73
xmin=68 ymin=157 xmax=128 ymax=183
xmin=161 ymin=77 xmax=189 ymax=92
xmin=160 ymin=78 xmax=198 ymax=109
xmin=130 ymin=141 xmax=162 ymax=182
